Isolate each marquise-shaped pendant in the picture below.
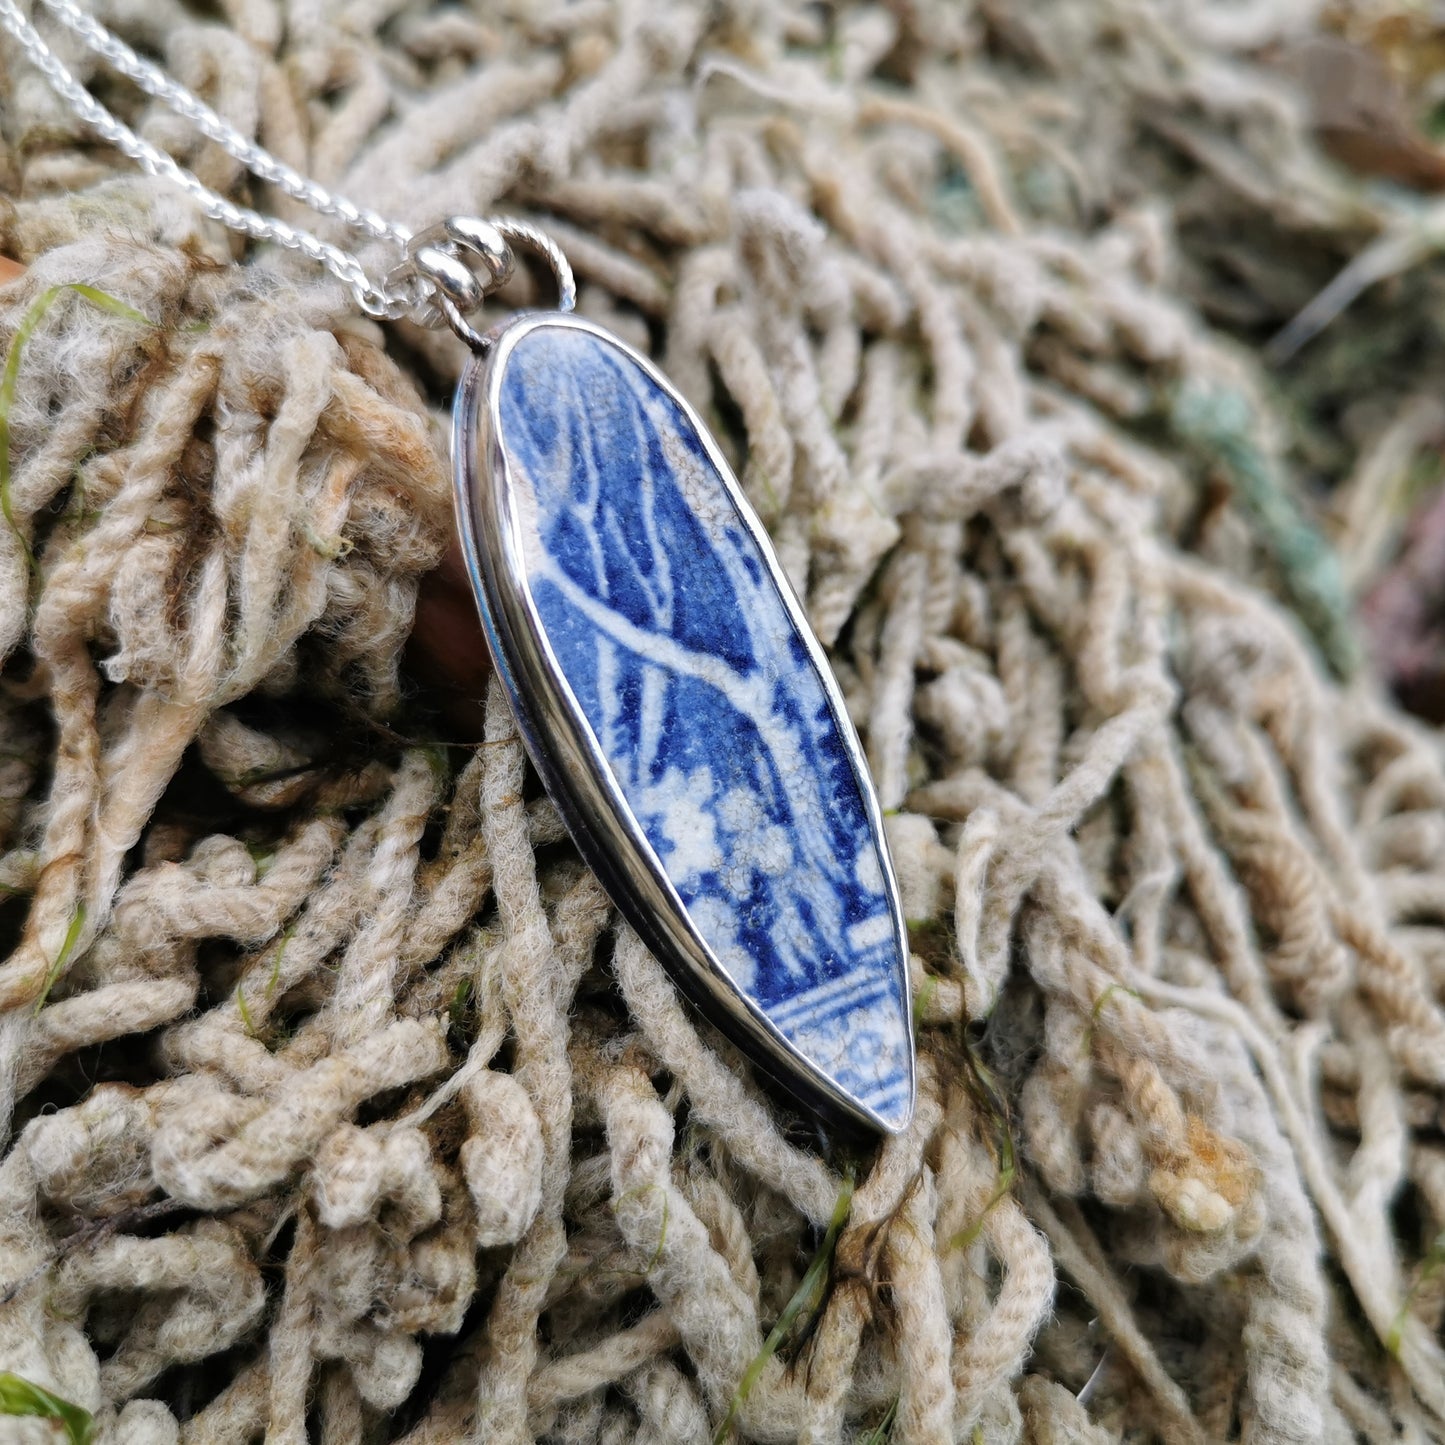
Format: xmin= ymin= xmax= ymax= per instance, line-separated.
xmin=452 ymin=313 xmax=915 ymax=1133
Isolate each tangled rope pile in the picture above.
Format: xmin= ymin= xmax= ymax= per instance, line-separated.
xmin=3 ymin=0 xmax=1445 ymax=1441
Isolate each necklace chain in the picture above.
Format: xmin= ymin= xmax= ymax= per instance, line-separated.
xmin=0 ymin=0 xmax=425 ymax=318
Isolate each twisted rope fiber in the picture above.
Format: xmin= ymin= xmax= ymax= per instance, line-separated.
xmin=0 ymin=0 xmax=1442 ymax=1441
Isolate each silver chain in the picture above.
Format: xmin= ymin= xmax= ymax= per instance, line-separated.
xmin=0 ymin=0 xmax=573 ymax=327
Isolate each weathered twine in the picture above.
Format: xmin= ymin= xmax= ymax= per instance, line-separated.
xmin=0 ymin=1 xmax=1442 ymax=1443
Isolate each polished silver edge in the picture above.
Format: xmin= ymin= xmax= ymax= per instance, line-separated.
xmin=451 ymin=313 xmax=916 ymax=1135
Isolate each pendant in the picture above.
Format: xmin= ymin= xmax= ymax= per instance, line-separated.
xmin=451 ymin=311 xmax=915 ymax=1134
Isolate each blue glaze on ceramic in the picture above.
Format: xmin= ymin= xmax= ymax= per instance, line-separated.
xmin=495 ymin=322 xmax=911 ymax=1127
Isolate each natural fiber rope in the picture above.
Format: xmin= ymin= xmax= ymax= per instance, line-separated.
xmin=1 ymin=0 xmax=1442 ymax=1441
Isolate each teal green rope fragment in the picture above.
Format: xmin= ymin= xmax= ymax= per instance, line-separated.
xmin=1169 ymin=380 xmax=1359 ymax=678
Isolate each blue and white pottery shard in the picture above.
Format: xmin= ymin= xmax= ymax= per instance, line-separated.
xmin=452 ymin=313 xmax=915 ymax=1134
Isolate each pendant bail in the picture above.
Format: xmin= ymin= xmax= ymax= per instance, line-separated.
xmin=389 ymin=215 xmax=576 ymax=350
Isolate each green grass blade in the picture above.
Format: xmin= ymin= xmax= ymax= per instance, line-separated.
xmin=713 ymin=1169 xmax=855 ymax=1444
xmin=1 ymin=282 xmax=153 ymax=576
xmin=0 ymin=1372 xmax=94 ymax=1444
xmin=858 ymin=1396 xmax=899 ymax=1445
xmin=1387 ymin=1228 xmax=1445 ymax=1357
xmin=32 ymin=903 xmax=87 ymax=1014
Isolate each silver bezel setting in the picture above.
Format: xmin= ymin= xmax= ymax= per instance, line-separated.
xmin=451 ymin=312 xmax=916 ymax=1135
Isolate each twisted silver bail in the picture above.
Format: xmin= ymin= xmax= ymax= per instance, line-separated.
xmin=391 ymin=216 xmax=576 ymax=350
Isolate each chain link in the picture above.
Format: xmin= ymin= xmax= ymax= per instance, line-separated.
xmin=0 ymin=0 xmax=421 ymax=317
xmin=39 ymin=0 xmax=411 ymax=248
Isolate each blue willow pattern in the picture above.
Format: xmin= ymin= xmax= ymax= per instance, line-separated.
xmin=494 ymin=322 xmax=911 ymax=1126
